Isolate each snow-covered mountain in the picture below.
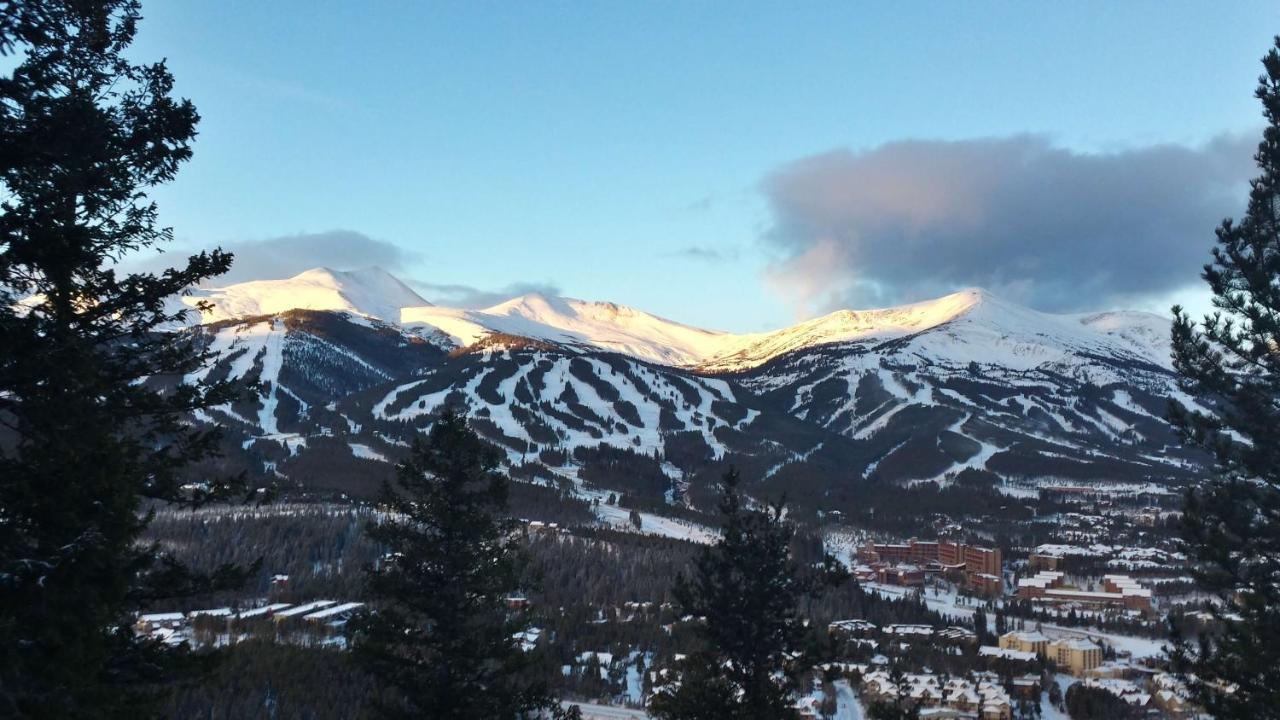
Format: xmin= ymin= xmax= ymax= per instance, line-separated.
xmin=698 ymin=288 xmax=1172 ymax=373
xmin=173 ymin=268 xmax=1207 ymax=505
xmin=183 ymin=267 xmax=429 ymax=324
xmin=183 ymin=269 xmax=1173 ymax=373
xmin=401 ymin=293 xmax=737 ymax=366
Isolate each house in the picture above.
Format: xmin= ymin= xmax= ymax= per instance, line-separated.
xmin=1150 ymin=673 xmax=1197 ymax=718
xmin=937 ymin=626 xmax=977 ymax=643
xmin=883 ymin=624 xmax=934 ymax=638
xmin=1080 ymin=678 xmax=1151 ymax=708
xmin=829 ymin=619 xmax=878 ymax=636
xmin=135 ymin=612 xmax=185 ymax=634
xmin=945 ymin=684 xmax=980 ymax=712
xmin=1010 ymin=674 xmax=1040 ymax=699
xmin=859 ymin=670 xmax=1013 ymax=720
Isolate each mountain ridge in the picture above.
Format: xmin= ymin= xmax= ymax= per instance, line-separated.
xmin=179 ymin=267 xmax=1172 ymax=373
xmin=183 ymin=266 xmax=430 ymax=325
xmin=166 ymin=267 xmax=1205 ymax=512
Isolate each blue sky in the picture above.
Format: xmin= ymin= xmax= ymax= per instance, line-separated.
xmin=132 ymin=2 xmax=1277 ymax=331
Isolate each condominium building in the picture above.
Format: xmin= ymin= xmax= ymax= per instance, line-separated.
xmin=1049 ymin=638 xmax=1104 ymax=675
xmin=1016 ymin=570 xmax=1153 ymax=613
xmin=998 ymin=631 xmax=1050 ymax=657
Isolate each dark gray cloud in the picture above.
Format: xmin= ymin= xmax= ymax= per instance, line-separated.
xmin=761 ymin=134 xmax=1256 ymax=314
xmin=131 ymin=230 xmax=420 ymax=285
xmin=413 ymin=280 xmax=564 ymax=309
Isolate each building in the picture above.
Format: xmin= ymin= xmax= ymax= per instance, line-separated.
xmin=998 ymin=630 xmax=1050 ymax=657
xmin=135 ymin=612 xmax=185 ymax=635
xmin=1028 ymin=552 xmax=1063 ymax=571
xmin=875 ymin=565 xmax=925 ymax=587
xmin=1151 ymin=673 xmax=1197 ymax=718
xmin=938 ymin=540 xmax=1002 ymax=577
xmin=828 ymin=619 xmax=878 ymax=638
xmin=858 ymin=670 xmax=1012 ymax=720
xmin=937 ymin=626 xmax=978 ymax=643
xmin=1010 ymin=674 xmax=1041 ymax=700
xmin=1016 ymin=570 xmax=1153 ymax=613
xmin=969 ymin=572 xmax=1003 ymax=597
xmin=859 ymin=538 xmax=1003 ymax=593
xmin=858 ymin=541 xmax=936 ymax=565
xmin=978 ymin=646 xmax=1038 ymax=664
xmin=1049 ymin=638 xmax=1104 ymax=675
xmin=996 ymin=630 xmax=1102 ymax=674
xmin=1079 ymin=678 xmax=1151 ymax=708
xmin=272 ymin=600 xmax=338 ymax=622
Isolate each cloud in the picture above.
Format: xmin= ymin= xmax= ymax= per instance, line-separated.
xmin=131 ymin=230 xmax=421 ymax=285
xmin=760 ymin=134 xmax=1256 ymax=315
xmin=667 ymin=245 xmax=740 ymax=263
xmin=678 ymin=195 xmax=715 ymax=214
xmin=127 ymin=230 xmax=560 ymax=311
xmin=413 ymin=280 xmax=564 ymax=309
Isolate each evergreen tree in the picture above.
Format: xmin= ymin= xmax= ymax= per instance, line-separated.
xmin=650 ymin=469 xmax=847 ymax=720
xmin=0 ymin=2 xmax=251 ymax=717
xmin=973 ymin=607 xmax=991 ymax=646
xmin=353 ymin=411 xmax=567 ymax=719
xmin=1168 ymin=36 xmax=1280 ymax=719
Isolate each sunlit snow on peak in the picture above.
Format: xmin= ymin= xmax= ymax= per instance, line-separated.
xmin=178 ymin=268 xmax=1173 ymax=371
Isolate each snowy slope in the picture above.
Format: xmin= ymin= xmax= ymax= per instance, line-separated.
xmin=401 ymin=293 xmax=739 ymax=366
xmin=1073 ymin=310 xmax=1174 ymax=369
xmin=180 ymin=300 xmax=1205 ymax=506
xmin=703 ymin=289 xmax=1172 ymax=373
xmin=400 ymin=289 xmax=995 ymax=369
xmin=699 ymin=289 xmax=992 ymax=371
xmin=403 ymin=286 xmax=1173 ymax=374
xmin=172 ymin=267 xmax=1209 ymax=495
xmin=183 ymin=267 xmax=429 ymax=324
xmin=181 ymin=269 xmax=1172 ymax=377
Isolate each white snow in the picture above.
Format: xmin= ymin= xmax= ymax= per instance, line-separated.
xmin=349 ymin=443 xmax=388 ymax=462
xmin=256 ymin=319 xmax=285 ymax=436
xmin=273 ymin=600 xmax=337 ymax=618
xmin=401 ymin=292 xmax=738 ymax=366
xmin=182 ymin=269 xmax=1177 ymax=379
xmin=183 ymin=267 xmax=428 ymax=324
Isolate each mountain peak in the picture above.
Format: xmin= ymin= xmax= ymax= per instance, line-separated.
xmin=183 ymin=268 xmax=1170 ymax=372
xmin=184 ymin=266 xmax=429 ymax=323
